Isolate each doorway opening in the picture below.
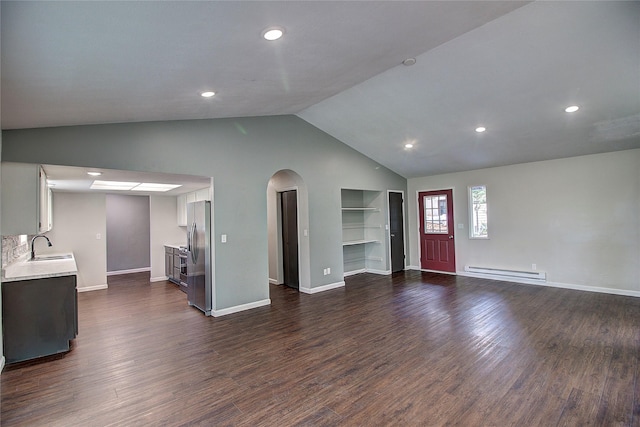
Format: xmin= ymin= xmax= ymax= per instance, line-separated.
xmin=388 ymin=191 xmax=405 ymax=273
xmin=105 ymin=194 xmax=150 ymax=276
xmin=281 ymin=190 xmax=299 ymax=289
xmin=267 ymin=170 xmax=310 ymax=293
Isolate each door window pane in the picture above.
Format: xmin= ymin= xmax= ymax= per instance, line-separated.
xmin=424 ymin=195 xmax=448 ymax=233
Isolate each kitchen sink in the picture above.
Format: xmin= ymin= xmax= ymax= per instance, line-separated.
xmin=29 ymin=254 xmax=73 ymax=262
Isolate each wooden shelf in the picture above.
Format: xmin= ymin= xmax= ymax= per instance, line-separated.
xmin=342 ymin=239 xmax=380 ymax=246
xmin=344 ymin=256 xmax=383 ymax=263
xmin=341 ymin=188 xmax=385 ymax=273
xmin=342 ymin=223 xmax=381 ymax=229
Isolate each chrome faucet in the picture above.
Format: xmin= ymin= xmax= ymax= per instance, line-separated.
xmin=30 ymin=234 xmax=52 ymax=260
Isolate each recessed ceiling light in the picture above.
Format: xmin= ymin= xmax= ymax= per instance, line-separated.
xmin=565 ymin=105 xmax=579 ymax=113
xmin=402 ymin=58 xmax=416 ymax=66
xmin=90 ymin=180 xmax=140 ymax=191
xmin=89 ymin=180 xmax=182 ymax=192
xmin=201 ymin=91 xmax=215 ymax=98
xmin=87 ymin=171 xmax=102 ymax=176
xmin=475 ymin=126 xmax=486 ymax=133
xmin=404 ymin=143 xmax=414 ymax=149
xmin=263 ymin=27 xmax=284 ymax=41
xmin=131 ymin=183 xmax=182 ymax=192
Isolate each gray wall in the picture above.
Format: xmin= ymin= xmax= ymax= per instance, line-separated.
xmin=267 ymin=170 xmax=310 ymax=290
xmin=407 ymin=149 xmax=640 ymax=295
xmin=149 ymin=195 xmax=187 ymax=282
xmin=39 ymin=192 xmax=108 ymax=290
xmin=106 ymin=194 xmax=150 ymax=272
xmin=1 ymin=115 xmax=407 ymax=311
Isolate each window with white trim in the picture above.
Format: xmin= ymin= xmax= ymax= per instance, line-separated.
xmin=469 ymin=185 xmax=488 ymax=238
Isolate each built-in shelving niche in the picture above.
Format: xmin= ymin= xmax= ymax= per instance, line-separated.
xmin=341 ymin=189 xmax=386 ymax=277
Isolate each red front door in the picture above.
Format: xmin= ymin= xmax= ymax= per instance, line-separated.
xmin=419 ymin=189 xmax=456 ymax=273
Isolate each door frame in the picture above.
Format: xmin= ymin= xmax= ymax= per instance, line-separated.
xmin=387 ymin=190 xmax=406 ymax=273
xmin=277 ymin=186 xmax=300 ymax=291
xmin=276 ymin=186 xmax=301 ymax=288
xmin=415 ymin=187 xmax=457 ymax=275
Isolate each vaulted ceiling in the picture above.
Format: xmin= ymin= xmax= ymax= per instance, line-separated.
xmin=2 ymin=1 xmax=639 ymax=178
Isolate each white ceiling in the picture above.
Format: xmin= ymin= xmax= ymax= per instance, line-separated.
xmin=2 ymin=1 xmax=639 ymax=180
xmin=299 ymin=1 xmax=640 ymax=177
xmin=43 ymin=164 xmax=211 ymax=197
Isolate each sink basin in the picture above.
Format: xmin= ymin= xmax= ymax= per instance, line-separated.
xmin=29 ymin=254 xmax=73 ymax=262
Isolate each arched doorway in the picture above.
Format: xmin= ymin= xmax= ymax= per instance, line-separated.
xmin=266 ymin=170 xmax=311 ymax=292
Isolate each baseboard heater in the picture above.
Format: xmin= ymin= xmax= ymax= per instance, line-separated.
xmin=464 ymin=265 xmax=546 ymax=281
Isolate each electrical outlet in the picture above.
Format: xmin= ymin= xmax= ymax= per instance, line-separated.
xmin=221 ymin=234 xmax=227 ymax=243
xmin=532 ymin=263 xmax=537 ymax=271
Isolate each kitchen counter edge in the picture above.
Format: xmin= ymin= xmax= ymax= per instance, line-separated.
xmin=2 ymin=253 xmax=78 ymax=282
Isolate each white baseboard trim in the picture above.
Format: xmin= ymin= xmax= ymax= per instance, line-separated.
xmin=77 ymin=284 xmax=108 ymax=293
xmin=107 ymin=267 xmax=151 ymax=276
xmin=419 ymin=268 xmax=457 ymax=276
xmin=300 ymin=280 xmax=345 ymax=294
xmin=409 ymin=266 xmax=457 ymax=276
xmin=212 ymin=298 xmax=271 ymax=317
xmin=366 ymin=268 xmax=392 ymax=276
xmin=0 ymin=355 xmax=5 ymax=373
xmin=457 ymin=271 xmax=640 ymax=298
xmin=343 ymin=268 xmax=391 ymax=278
xmin=268 ymin=278 xmax=280 ymax=285
xmin=542 ymin=280 xmax=640 ymax=298
xmin=150 ymin=276 xmax=169 ymax=283
xmin=344 ymin=268 xmax=366 ymax=277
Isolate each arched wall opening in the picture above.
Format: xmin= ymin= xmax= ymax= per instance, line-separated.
xmin=266 ymin=169 xmax=311 ymax=292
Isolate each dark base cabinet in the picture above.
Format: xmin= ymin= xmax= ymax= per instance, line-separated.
xmin=2 ymin=275 xmax=78 ymax=364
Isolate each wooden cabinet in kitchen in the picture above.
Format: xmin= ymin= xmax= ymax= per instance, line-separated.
xmin=2 ymin=274 xmax=78 ymax=364
xmin=165 ymin=246 xmax=174 ymax=278
xmin=1 ymin=162 xmax=53 ymax=235
xmin=177 ymin=194 xmax=187 ymax=226
xmin=176 ymin=187 xmax=210 ymax=226
xmin=164 ymin=245 xmax=182 ymax=284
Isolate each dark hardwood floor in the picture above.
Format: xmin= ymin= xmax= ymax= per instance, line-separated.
xmin=1 ymin=271 xmax=639 ymax=426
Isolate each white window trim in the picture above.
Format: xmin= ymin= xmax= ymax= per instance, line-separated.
xmin=468 ymin=185 xmax=489 ymax=239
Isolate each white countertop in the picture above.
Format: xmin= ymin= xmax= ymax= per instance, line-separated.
xmin=165 ymin=243 xmax=186 ymax=250
xmin=2 ymin=253 xmax=78 ymax=282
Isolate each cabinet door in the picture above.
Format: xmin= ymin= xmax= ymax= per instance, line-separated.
xmin=39 ymin=167 xmax=52 ymax=233
xmin=165 ymin=248 xmax=173 ymax=277
xmin=176 ymin=194 xmax=187 ymax=226
xmin=173 ymin=253 xmax=181 ymax=280
xmin=2 ymin=275 xmax=77 ymax=364
xmin=195 ymin=187 xmax=210 ymax=201
xmin=1 ymin=162 xmax=40 ymax=235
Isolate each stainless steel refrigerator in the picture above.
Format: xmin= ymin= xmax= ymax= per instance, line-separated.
xmin=186 ymin=200 xmax=212 ymax=316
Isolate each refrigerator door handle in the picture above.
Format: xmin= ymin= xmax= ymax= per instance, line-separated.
xmin=187 ymin=223 xmax=192 ymax=253
xmin=191 ymin=222 xmax=198 ymax=264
